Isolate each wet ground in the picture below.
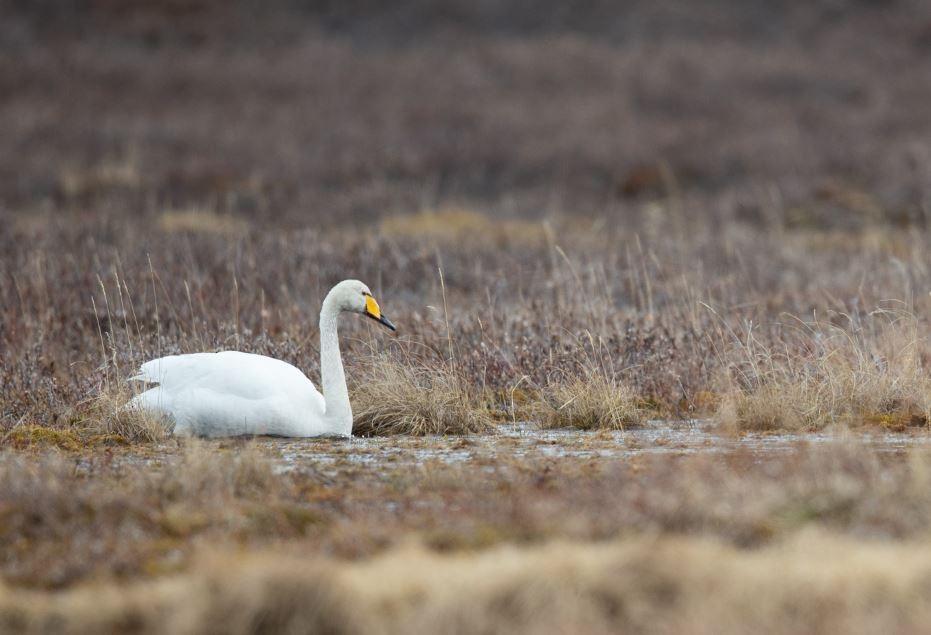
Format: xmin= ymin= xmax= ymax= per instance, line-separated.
xmin=24 ymin=419 xmax=931 ymax=592
xmin=89 ymin=421 xmax=931 ymax=476
xmin=270 ymin=421 xmax=931 ymax=473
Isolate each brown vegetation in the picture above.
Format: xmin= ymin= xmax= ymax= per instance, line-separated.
xmin=2 ymin=437 xmax=931 ymax=589
xmin=532 ymin=375 xmax=644 ymax=430
xmin=351 ymin=353 xmax=495 ymax=436
xmin=8 ymin=532 xmax=931 ymax=635
xmin=3 ymin=1 xmax=931 ymax=435
xmin=4 ymin=1 xmax=931 ymax=630
xmin=717 ymin=311 xmax=931 ymax=432
xmin=1 ymin=439 xmax=931 ymax=632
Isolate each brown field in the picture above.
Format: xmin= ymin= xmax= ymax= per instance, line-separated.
xmin=3 ymin=1 xmax=931 ymax=632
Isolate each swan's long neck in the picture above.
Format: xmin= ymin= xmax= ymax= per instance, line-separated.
xmin=319 ymin=294 xmax=352 ymax=436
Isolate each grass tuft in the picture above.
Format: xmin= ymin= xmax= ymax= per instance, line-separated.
xmin=716 ymin=313 xmax=931 ymax=432
xmin=530 ymin=375 xmax=644 ymax=430
xmin=80 ymin=390 xmax=173 ymax=443
xmin=351 ymin=356 xmax=495 ymax=436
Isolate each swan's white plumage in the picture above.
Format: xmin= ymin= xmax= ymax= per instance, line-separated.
xmin=126 ymin=280 xmax=395 ymax=438
xmin=130 ymin=352 xmax=326 ymax=437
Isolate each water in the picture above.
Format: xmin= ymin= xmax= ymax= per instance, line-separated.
xmin=267 ymin=421 xmax=931 ymax=473
xmin=86 ymin=421 xmax=931 ymax=475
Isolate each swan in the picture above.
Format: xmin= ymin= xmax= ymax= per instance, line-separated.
xmin=127 ymin=279 xmax=396 ymax=438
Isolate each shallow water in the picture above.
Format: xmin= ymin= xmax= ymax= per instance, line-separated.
xmin=89 ymin=421 xmax=931 ymax=475
xmin=267 ymin=421 xmax=931 ymax=473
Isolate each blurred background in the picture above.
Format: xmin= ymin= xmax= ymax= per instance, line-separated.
xmin=3 ymin=0 xmax=930 ymax=229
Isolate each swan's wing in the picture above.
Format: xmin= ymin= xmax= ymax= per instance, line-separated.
xmin=131 ymin=351 xmax=324 ymax=410
xmin=128 ymin=351 xmax=329 ymax=437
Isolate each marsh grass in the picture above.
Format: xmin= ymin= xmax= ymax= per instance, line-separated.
xmin=4 ymin=0 xmax=931 ymax=441
xmin=8 ymin=531 xmax=931 ymax=634
xmin=0 ymin=440 xmax=287 ymax=587
xmin=351 ymin=354 xmax=495 ymax=436
xmin=5 ymin=3 xmax=931 ymax=630
xmin=0 ymin=390 xmax=172 ymax=450
xmin=717 ymin=311 xmax=931 ymax=432
xmin=529 ymin=375 xmax=644 ymax=430
xmin=80 ymin=390 xmax=174 ymax=443
xmin=6 ymin=225 xmax=931 ymax=437
xmin=160 ymin=439 xmax=279 ymax=504
xmin=4 ymin=436 xmax=931 ymax=589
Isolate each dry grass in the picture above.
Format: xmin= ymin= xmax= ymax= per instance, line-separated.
xmin=80 ymin=390 xmax=174 ymax=443
xmin=7 ymin=434 xmax=931 ymax=588
xmin=529 ymin=375 xmax=644 ymax=430
xmin=0 ymin=557 xmax=356 ymax=635
xmin=379 ymin=208 xmax=548 ymax=245
xmin=163 ymin=439 xmax=278 ymax=503
xmin=351 ymin=355 xmax=495 ymax=436
xmin=0 ymin=440 xmax=290 ymax=587
xmin=7 ymin=531 xmax=931 ymax=634
xmin=0 ymin=391 xmax=172 ymax=449
xmin=7 ymin=223 xmax=931 ymax=436
xmin=4 ymin=0 xmax=931 ymax=436
xmin=3 ymin=428 xmax=931 ymax=629
xmin=717 ymin=313 xmax=931 ymax=432
xmin=4 ymin=3 xmax=931 ymax=630
xmin=348 ymin=533 xmax=931 ymax=635
xmin=158 ymin=209 xmax=252 ymax=236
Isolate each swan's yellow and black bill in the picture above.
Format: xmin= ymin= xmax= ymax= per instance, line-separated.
xmin=365 ymin=295 xmax=397 ymax=331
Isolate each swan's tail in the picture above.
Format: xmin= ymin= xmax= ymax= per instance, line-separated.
xmin=125 ymin=361 xmax=170 ymax=419
xmin=121 ymin=385 xmax=177 ymax=435
xmin=125 ymin=387 xmax=159 ymax=411
xmin=129 ymin=358 xmax=169 ymax=384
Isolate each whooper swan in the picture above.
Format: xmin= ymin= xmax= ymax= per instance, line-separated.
xmin=128 ymin=279 xmax=396 ymax=437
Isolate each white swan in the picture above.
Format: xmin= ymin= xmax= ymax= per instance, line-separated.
xmin=128 ymin=279 xmax=396 ymax=438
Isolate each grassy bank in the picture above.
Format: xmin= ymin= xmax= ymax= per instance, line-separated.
xmin=4 ymin=214 xmax=931 ymax=434
xmin=3 ymin=438 xmax=931 ymax=588
xmin=7 ymin=532 xmax=931 ymax=635
xmin=4 ymin=436 xmax=931 ymax=632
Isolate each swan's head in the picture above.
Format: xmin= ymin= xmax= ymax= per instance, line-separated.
xmin=329 ymin=279 xmax=396 ymax=331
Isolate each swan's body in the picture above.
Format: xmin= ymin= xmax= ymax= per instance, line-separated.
xmin=130 ymin=352 xmax=328 ymax=437
xmin=128 ymin=280 xmax=395 ymax=438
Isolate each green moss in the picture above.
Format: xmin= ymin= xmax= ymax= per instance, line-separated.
xmin=5 ymin=426 xmax=83 ymax=452
xmin=2 ymin=425 xmax=141 ymax=452
xmin=863 ymin=412 xmax=928 ymax=431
